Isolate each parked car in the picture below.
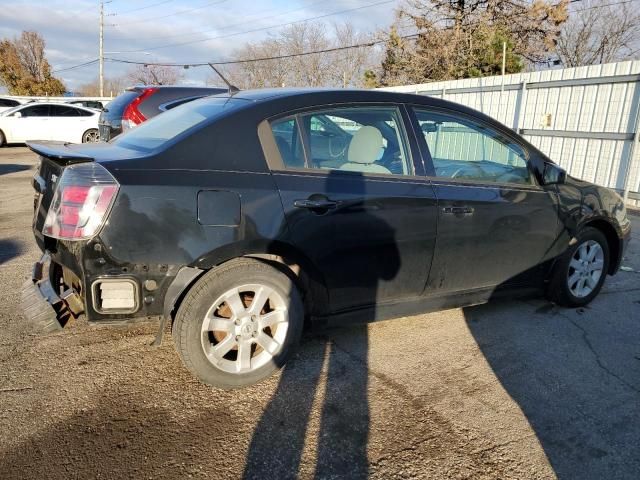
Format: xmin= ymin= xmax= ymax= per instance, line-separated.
xmin=23 ymin=89 xmax=631 ymax=389
xmin=98 ymin=85 xmax=225 ymax=141
xmin=67 ymin=99 xmax=107 ymax=110
xmin=0 ymin=102 xmax=100 ymax=145
xmin=0 ymin=97 xmax=25 ymax=114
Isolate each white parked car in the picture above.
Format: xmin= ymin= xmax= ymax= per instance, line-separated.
xmin=0 ymin=97 xmax=25 ymax=114
xmin=0 ymin=102 xmax=100 ymax=146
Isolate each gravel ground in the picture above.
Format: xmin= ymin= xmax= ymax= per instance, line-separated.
xmin=1 ymin=147 xmax=639 ymax=480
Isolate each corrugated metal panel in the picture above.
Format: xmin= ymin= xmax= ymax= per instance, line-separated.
xmin=381 ymin=60 xmax=640 ymax=205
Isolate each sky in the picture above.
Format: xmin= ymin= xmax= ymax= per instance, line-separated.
xmin=0 ymin=0 xmax=404 ymax=93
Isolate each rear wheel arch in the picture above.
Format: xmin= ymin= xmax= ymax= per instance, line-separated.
xmin=169 ymin=241 xmax=330 ymax=323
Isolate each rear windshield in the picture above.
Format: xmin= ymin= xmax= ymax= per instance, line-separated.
xmin=102 ymin=90 xmax=138 ymax=120
xmin=112 ymin=97 xmax=245 ymax=151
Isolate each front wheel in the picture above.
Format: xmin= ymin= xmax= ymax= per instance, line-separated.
xmin=82 ymin=128 xmax=99 ymax=143
xmin=546 ymin=227 xmax=610 ymax=307
xmin=172 ymin=258 xmax=304 ymax=389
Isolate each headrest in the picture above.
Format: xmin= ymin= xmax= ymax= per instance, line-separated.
xmin=347 ymin=126 xmax=383 ymax=164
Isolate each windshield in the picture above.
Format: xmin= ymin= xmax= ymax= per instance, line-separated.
xmin=0 ymin=105 xmax=22 ymax=117
xmin=112 ymin=96 xmax=245 ymax=151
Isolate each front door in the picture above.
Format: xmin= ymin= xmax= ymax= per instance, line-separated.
xmin=265 ymin=105 xmax=438 ymax=314
xmin=411 ymin=107 xmax=560 ymax=294
xmin=10 ymin=104 xmax=51 ymax=142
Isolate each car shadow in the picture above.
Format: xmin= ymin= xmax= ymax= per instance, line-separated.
xmin=463 ymin=297 xmax=640 ymax=479
xmin=0 ymin=164 xmax=31 ymax=176
xmin=0 ymin=239 xmax=24 ymax=265
xmin=243 ymin=170 xmax=400 ymax=479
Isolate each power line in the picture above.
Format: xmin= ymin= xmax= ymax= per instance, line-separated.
xmin=112 ymin=0 xmax=176 ymax=15
xmin=107 ymin=32 xmax=417 ymax=68
xmin=111 ymin=0 xmax=229 ymax=26
xmin=51 ymin=59 xmax=99 ymax=74
xmin=113 ymin=0 xmax=397 ymax=52
xmin=573 ymin=0 xmax=638 ymax=9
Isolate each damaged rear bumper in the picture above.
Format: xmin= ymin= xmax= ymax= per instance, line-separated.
xmin=21 ymin=252 xmax=84 ymax=332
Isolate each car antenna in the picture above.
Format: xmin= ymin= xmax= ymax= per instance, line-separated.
xmin=208 ymin=63 xmax=240 ymax=95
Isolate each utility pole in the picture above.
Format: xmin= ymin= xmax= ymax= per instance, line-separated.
xmin=501 ymin=41 xmax=506 ymax=77
xmin=99 ymin=0 xmax=104 ymax=97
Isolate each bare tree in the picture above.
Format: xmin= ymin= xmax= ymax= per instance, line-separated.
xmin=0 ymin=31 xmax=65 ymax=95
xmin=78 ymin=76 xmax=128 ymax=96
xmin=376 ymin=0 xmax=568 ymax=86
xmin=126 ymin=64 xmax=183 ymax=85
xmin=221 ymin=22 xmax=378 ymax=88
xmin=14 ymin=31 xmax=47 ymax=82
xmin=404 ymin=0 xmax=568 ymax=64
xmin=556 ymin=0 xmax=640 ymax=67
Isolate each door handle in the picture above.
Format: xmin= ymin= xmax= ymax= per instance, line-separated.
xmin=294 ymin=199 xmax=339 ymax=210
xmin=442 ymin=206 xmax=474 ymax=216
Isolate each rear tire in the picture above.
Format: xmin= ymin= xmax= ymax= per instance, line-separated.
xmin=82 ymin=128 xmax=99 ymax=143
xmin=546 ymin=227 xmax=610 ymax=307
xmin=172 ymin=258 xmax=304 ymax=389
xmin=0 ymin=129 xmax=5 ymax=147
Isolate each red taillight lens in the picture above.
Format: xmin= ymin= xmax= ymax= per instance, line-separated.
xmin=43 ymin=163 xmax=119 ymax=240
xmin=122 ymin=88 xmax=157 ymax=130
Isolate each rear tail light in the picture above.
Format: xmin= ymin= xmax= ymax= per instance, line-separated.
xmin=122 ymin=87 xmax=157 ymax=131
xmin=43 ymin=163 xmax=119 ymax=240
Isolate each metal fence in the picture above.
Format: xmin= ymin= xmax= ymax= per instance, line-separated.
xmin=381 ymin=60 xmax=640 ymax=206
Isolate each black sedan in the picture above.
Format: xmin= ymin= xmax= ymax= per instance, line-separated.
xmin=23 ymin=88 xmax=631 ymax=388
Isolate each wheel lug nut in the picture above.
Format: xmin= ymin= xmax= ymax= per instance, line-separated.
xmin=235 ymin=335 xmax=240 ymax=341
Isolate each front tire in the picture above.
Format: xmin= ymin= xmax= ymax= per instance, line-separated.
xmin=547 ymin=227 xmax=610 ymax=307
xmin=0 ymin=129 xmax=5 ymax=147
xmin=172 ymin=258 xmax=304 ymax=389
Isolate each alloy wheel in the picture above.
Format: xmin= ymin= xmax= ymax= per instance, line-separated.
xmin=200 ymin=284 xmax=289 ymax=374
xmin=567 ymin=239 xmax=604 ymax=298
xmin=83 ymin=129 xmax=100 ymax=143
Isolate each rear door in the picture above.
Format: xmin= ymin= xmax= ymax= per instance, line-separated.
xmin=410 ymin=107 xmax=560 ymax=294
xmin=262 ymin=104 xmax=438 ymax=314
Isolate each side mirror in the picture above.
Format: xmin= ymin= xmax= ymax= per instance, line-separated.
xmin=13 ymin=111 xmax=22 ymax=118
xmin=543 ymin=162 xmax=566 ymax=185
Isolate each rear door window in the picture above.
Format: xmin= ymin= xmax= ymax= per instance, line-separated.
xmin=50 ymin=105 xmax=81 ymax=117
xmin=270 ymin=106 xmax=413 ymax=176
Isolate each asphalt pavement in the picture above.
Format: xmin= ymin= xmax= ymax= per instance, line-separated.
xmin=0 ymin=146 xmax=638 ymax=480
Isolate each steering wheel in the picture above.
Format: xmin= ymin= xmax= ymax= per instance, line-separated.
xmin=329 ymin=136 xmax=348 ymax=158
xmin=494 ymin=171 xmax=526 ymax=183
xmin=379 ymin=147 xmax=404 ymax=171
xmin=450 ymin=163 xmax=485 ymax=179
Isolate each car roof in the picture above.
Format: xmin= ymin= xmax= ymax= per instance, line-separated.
xmin=208 ymin=87 xmax=498 ymax=125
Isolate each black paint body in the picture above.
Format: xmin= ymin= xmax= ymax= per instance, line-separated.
xmin=29 ymin=88 xmax=632 ymax=325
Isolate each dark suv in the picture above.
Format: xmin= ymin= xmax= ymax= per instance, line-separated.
xmin=98 ymin=85 xmax=224 ymax=141
xmin=23 ymin=89 xmax=631 ymax=389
